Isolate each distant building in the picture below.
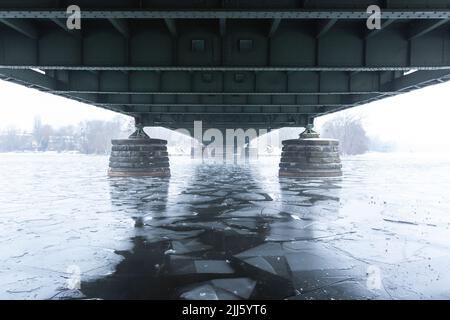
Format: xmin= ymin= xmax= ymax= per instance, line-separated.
xmin=47 ymin=135 xmax=79 ymax=152
xmin=0 ymin=133 xmax=34 ymax=152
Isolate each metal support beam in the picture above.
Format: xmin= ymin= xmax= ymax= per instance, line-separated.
xmin=108 ymin=18 xmax=129 ymax=38
xmin=50 ymin=18 xmax=82 ymax=39
xmin=317 ymin=19 xmax=338 ymax=38
xmin=0 ymin=23 xmax=448 ymax=71
xmin=268 ymin=18 xmax=281 ymax=37
xmin=0 ymin=69 xmax=109 ymax=108
xmin=1 ymin=66 xmax=448 ymax=72
xmin=0 ymin=10 xmax=449 ymax=20
xmin=51 ymin=90 xmax=395 ymax=96
xmin=50 ymin=18 xmax=67 ymax=31
xmin=409 ymin=19 xmax=449 ymax=40
xmin=95 ymin=103 xmax=343 ymax=108
xmin=0 ymin=4 xmax=448 ymax=129
xmin=365 ymin=19 xmax=396 ymax=39
xmin=219 ymin=18 xmax=226 ymax=36
xmin=341 ymin=69 xmax=450 ymax=108
xmin=0 ymin=68 xmax=60 ymax=89
xmin=164 ymin=18 xmax=177 ymax=37
xmin=0 ymin=18 xmax=37 ymax=39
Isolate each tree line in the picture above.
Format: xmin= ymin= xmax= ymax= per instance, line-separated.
xmin=321 ymin=114 xmax=396 ymax=155
xmin=0 ymin=114 xmax=395 ymax=156
xmin=0 ymin=116 xmax=133 ymax=154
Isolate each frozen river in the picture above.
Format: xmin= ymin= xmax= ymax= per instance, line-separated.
xmin=1 ymin=152 xmax=450 ymax=300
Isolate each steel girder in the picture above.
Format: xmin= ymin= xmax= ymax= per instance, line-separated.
xmin=0 ymin=0 xmax=449 ymax=128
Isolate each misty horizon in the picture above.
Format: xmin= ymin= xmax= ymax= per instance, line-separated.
xmin=1 ymin=79 xmax=450 ymax=153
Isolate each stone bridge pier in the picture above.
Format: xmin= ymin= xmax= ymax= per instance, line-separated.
xmin=108 ymin=124 xmax=170 ymax=177
xmin=279 ymin=125 xmax=342 ymax=178
xmin=108 ymin=120 xmax=342 ymax=178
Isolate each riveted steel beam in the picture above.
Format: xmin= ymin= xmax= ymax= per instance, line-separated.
xmin=365 ymin=19 xmax=397 ymax=39
xmin=1 ymin=66 xmax=450 ymax=72
xmin=51 ymin=90 xmax=397 ymax=96
xmin=317 ymin=19 xmax=338 ymax=38
xmin=108 ymin=18 xmax=129 ymax=38
xmin=0 ymin=4 xmax=449 ymax=128
xmin=0 ymin=18 xmax=37 ymax=39
xmin=50 ymin=18 xmax=82 ymax=38
xmin=95 ymin=103 xmax=344 ymax=108
xmin=0 ymin=22 xmax=448 ymax=71
xmin=164 ymin=18 xmax=177 ymax=37
xmin=219 ymin=18 xmax=226 ymax=37
xmin=0 ymin=10 xmax=449 ymax=20
xmin=409 ymin=19 xmax=449 ymax=39
xmin=329 ymin=69 xmax=450 ymax=116
xmin=268 ymin=18 xmax=281 ymax=37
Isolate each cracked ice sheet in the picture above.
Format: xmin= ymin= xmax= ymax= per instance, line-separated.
xmin=0 ymin=241 xmax=128 ymax=301
xmin=211 ymin=278 xmax=257 ymax=299
xmin=288 ymin=279 xmax=386 ymax=300
xmin=180 ymin=284 xmax=220 ymax=300
xmin=224 ymin=218 xmax=261 ymax=231
xmin=142 ymin=216 xmax=185 ymax=227
xmin=284 ymin=250 xmax=357 ymax=273
xmin=249 ymin=197 xmax=342 ymax=221
xmin=380 ymin=256 xmax=450 ymax=299
xmin=249 ymin=201 xmax=313 ymax=219
xmin=180 ymin=278 xmax=257 ymax=300
xmin=221 ymin=207 xmax=288 ymax=219
xmin=136 ymin=228 xmax=204 ymax=243
xmin=0 ymin=154 xmax=137 ymax=299
xmin=168 ymin=220 xmax=230 ymax=232
xmin=230 ymin=192 xmax=270 ymax=201
xmin=327 ymin=222 xmax=450 ymax=266
xmin=3 ymin=154 xmax=450 ymax=299
xmin=233 ymin=241 xmax=373 ymax=297
xmin=235 ymin=241 xmax=359 ymax=271
xmin=264 ymin=219 xmax=349 ymax=242
xmin=168 ymin=256 xmax=235 ymax=276
xmin=172 ymin=194 xmax=220 ymax=205
xmin=170 ymin=239 xmax=212 ymax=255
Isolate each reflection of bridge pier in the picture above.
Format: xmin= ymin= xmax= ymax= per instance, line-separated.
xmin=82 ymin=158 xmax=381 ymax=300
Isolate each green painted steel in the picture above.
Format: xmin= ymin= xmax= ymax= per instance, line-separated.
xmin=0 ymin=1 xmax=449 ymax=129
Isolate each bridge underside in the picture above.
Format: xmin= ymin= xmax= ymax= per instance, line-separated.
xmin=0 ymin=1 xmax=449 ymax=129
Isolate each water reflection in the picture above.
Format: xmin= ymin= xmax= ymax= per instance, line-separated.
xmin=2 ymin=154 xmax=450 ymax=299
xmin=108 ymin=177 xmax=170 ymax=227
xmin=79 ymin=160 xmax=385 ymax=300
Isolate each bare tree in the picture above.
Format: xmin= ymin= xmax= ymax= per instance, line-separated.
xmin=1 ymin=115 xmax=133 ymax=154
xmin=79 ymin=117 xmax=131 ymax=154
xmin=321 ymin=114 xmax=369 ymax=155
xmin=0 ymin=127 xmax=33 ymax=152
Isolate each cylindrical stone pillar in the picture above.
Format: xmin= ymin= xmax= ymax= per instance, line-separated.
xmin=108 ymin=134 xmax=170 ymax=177
xmin=279 ymin=139 xmax=342 ymax=178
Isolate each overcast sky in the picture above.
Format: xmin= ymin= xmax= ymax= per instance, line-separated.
xmin=0 ymin=80 xmax=123 ymax=130
xmin=315 ymin=80 xmax=450 ymax=151
xmin=0 ymin=79 xmax=449 ymax=152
